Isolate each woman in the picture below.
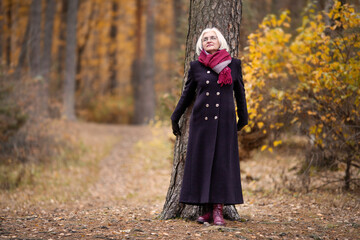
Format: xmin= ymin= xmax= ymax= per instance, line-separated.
xmin=171 ymin=27 xmax=248 ymax=226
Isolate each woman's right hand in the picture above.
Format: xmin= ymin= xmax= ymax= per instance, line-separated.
xmin=172 ymin=120 xmax=181 ymax=136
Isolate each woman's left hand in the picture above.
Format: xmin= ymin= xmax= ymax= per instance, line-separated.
xmin=172 ymin=120 xmax=181 ymax=136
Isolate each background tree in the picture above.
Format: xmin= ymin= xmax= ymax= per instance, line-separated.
xmin=132 ymin=0 xmax=156 ymax=124
xmin=131 ymin=0 xmax=143 ymax=124
xmin=39 ymin=0 xmax=56 ymax=116
xmin=0 ymin=1 xmax=3 ymax=69
xmin=5 ymin=0 xmax=12 ymax=68
xmin=63 ymin=0 xmax=78 ymax=120
xmin=108 ymin=0 xmax=119 ymax=94
xmin=29 ymin=0 xmax=41 ymax=78
xmin=160 ymin=0 xmax=243 ymax=220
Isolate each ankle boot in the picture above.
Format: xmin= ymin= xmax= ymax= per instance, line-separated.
xmin=213 ymin=204 xmax=225 ymax=226
xmin=196 ymin=211 xmax=212 ymax=223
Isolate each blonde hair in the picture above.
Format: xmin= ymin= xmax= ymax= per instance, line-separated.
xmin=195 ymin=27 xmax=230 ymax=55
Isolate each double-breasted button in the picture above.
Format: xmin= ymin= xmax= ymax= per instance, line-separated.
xmin=216 ymin=92 xmax=220 ymax=95
xmin=205 ymin=117 xmax=208 ymax=120
xmin=206 ymin=80 xmax=210 ymax=84
xmin=216 ymin=104 xmax=219 ymax=107
xmin=206 ymin=104 xmax=209 ymax=107
xmin=206 ymin=92 xmax=209 ymax=96
xmin=207 ymin=70 xmax=210 ymax=74
xmin=214 ymin=116 xmax=218 ymax=119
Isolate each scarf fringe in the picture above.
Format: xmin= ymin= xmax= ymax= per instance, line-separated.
xmin=219 ymin=66 xmax=232 ymax=86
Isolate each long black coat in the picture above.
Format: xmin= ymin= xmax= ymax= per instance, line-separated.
xmin=171 ymin=58 xmax=248 ymax=205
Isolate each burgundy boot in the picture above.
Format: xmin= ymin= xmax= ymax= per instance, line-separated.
xmin=197 ymin=211 xmax=212 ymax=224
xmin=213 ymin=204 xmax=225 ymax=226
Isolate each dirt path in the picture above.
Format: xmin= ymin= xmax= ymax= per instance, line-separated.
xmin=0 ymin=122 xmax=359 ymax=240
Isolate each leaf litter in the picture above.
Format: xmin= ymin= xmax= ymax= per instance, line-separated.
xmin=0 ymin=121 xmax=359 ymax=239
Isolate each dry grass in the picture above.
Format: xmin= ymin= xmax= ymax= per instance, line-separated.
xmin=0 ymin=120 xmax=118 ymax=206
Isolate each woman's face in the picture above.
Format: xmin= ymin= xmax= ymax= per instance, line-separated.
xmin=202 ymin=31 xmax=220 ymax=54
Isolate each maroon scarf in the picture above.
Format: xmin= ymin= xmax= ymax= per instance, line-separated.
xmin=198 ymin=49 xmax=232 ymax=86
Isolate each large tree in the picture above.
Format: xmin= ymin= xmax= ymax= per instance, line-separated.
xmin=160 ymin=0 xmax=243 ymax=220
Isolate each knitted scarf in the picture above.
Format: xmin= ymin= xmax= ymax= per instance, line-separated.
xmin=198 ymin=49 xmax=232 ymax=86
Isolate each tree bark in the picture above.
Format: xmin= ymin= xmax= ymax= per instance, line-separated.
xmin=160 ymin=0 xmax=243 ymax=220
xmin=63 ymin=0 xmax=78 ymax=120
xmin=29 ymin=0 xmax=42 ymax=78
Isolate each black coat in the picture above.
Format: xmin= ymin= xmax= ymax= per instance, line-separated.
xmin=171 ymin=58 xmax=248 ymax=205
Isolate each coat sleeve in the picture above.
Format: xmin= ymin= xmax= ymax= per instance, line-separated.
xmin=171 ymin=62 xmax=197 ymax=123
xmin=233 ymin=59 xmax=248 ymax=129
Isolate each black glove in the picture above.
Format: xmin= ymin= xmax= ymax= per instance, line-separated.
xmin=237 ymin=121 xmax=246 ymax=131
xmin=172 ymin=120 xmax=181 ymax=136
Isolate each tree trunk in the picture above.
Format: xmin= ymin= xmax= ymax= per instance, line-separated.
xmin=5 ymin=0 xmax=12 ymax=68
xmin=57 ymin=0 xmax=67 ymax=92
xmin=76 ymin=1 xmax=95 ymax=107
xmin=160 ymin=0 xmax=243 ymax=220
xmin=344 ymin=157 xmax=351 ymax=190
xmin=108 ymin=1 xmax=119 ymax=94
xmin=131 ymin=0 xmax=144 ymax=124
xmin=41 ymin=0 xmax=56 ymax=78
xmin=169 ymin=0 xmax=187 ymax=92
xmin=0 ymin=1 xmax=3 ymax=69
xmin=132 ymin=0 xmax=156 ymax=124
xmin=29 ymin=0 xmax=42 ymax=78
xmin=142 ymin=0 xmax=156 ymax=122
xmin=63 ymin=0 xmax=78 ymax=120
xmin=14 ymin=20 xmax=30 ymax=80
xmin=38 ymin=0 xmax=56 ymax=117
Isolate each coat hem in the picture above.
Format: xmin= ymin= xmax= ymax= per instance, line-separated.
xmin=179 ymin=200 xmax=244 ymax=206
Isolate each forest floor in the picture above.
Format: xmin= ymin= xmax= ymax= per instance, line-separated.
xmin=0 ymin=121 xmax=359 ymax=240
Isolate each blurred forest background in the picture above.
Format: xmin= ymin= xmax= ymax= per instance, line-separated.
xmin=0 ymin=0 xmax=359 ymax=193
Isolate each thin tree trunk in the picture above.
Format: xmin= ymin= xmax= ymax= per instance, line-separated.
xmin=5 ymin=0 xmax=11 ymax=68
xmin=344 ymin=157 xmax=351 ymax=190
xmin=41 ymin=0 xmax=56 ymax=78
xmin=0 ymin=1 xmax=3 ymax=69
xmin=13 ymin=20 xmax=30 ymax=80
xmin=38 ymin=0 xmax=56 ymax=117
xmin=57 ymin=0 xmax=67 ymax=91
xmin=173 ymin=0 xmax=185 ymax=50
xmin=169 ymin=0 xmax=186 ymax=92
xmin=160 ymin=0 xmax=243 ymax=220
xmin=63 ymin=0 xmax=78 ymax=120
xmin=141 ymin=0 xmax=156 ymax=122
xmin=76 ymin=1 xmax=94 ymax=106
xmin=108 ymin=1 xmax=119 ymax=94
xmin=29 ymin=0 xmax=42 ymax=78
xmin=131 ymin=0 xmax=144 ymax=124
xmin=133 ymin=0 xmax=156 ymax=124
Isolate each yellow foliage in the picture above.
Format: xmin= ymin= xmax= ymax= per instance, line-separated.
xmin=261 ymin=145 xmax=267 ymax=151
xmin=273 ymin=140 xmax=282 ymax=147
xmin=243 ymin=0 xmax=360 ymax=155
